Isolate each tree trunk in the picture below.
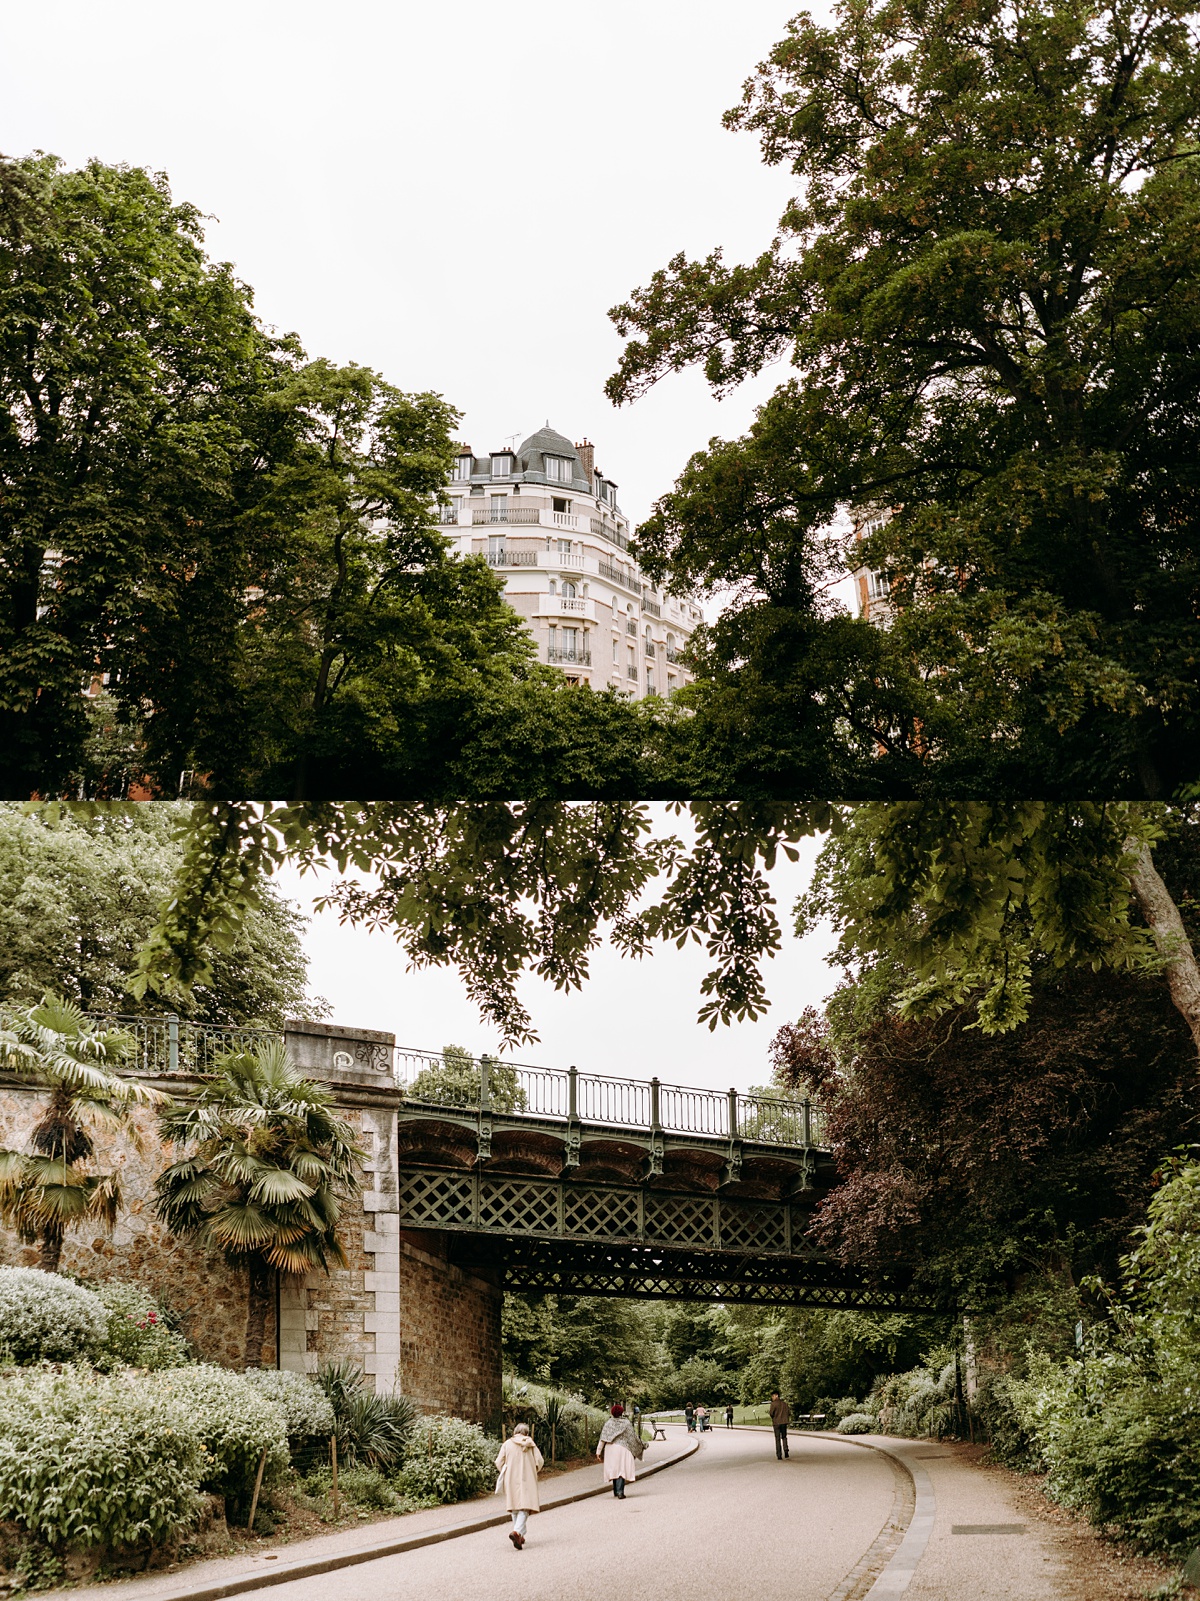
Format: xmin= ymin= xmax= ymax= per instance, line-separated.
xmin=245 ymin=1260 xmax=271 ymax=1370
xmin=1126 ymin=838 xmax=1200 ymax=1058
xmin=38 ymin=1227 xmax=64 ymax=1275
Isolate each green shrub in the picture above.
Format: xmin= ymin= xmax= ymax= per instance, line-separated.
xmin=837 ymin=1412 xmax=876 ymax=1435
xmin=0 ymin=1367 xmax=204 ymax=1551
xmin=873 ymin=1359 xmax=959 ymax=1438
xmin=397 ymin=1415 xmax=498 ymax=1504
xmin=91 ymin=1281 xmax=190 ymax=1371
xmin=150 ymin=1365 xmax=288 ymax=1511
xmin=243 ymin=1368 xmax=335 ymax=1441
xmin=1007 ymin=1158 xmax=1200 ymax=1555
xmin=315 ymin=1360 xmax=413 ymax=1472
xmin=0 ymin=1267 xmax=107 ymax=1365
xmin=333 ymin=1467 xmax=401 ymax=1510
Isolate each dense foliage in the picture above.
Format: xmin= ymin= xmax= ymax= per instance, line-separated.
xmin=149 ymin=1365 xmax=290 ymax=1510
xmin=243 ymin=1368 xmax=335 ymax=1441
xmin=1000 ymin=1158 xmax=1200 ymax=1554
xmin=92 ymin=1281 xmax=190 ymax=1371
xmin=314 ymin=1359 xmax=414 ymax=1472
xmin=397 ymin=1415 xmax=498 ymax=1504
xmin=0 ymin=1368 xmax=205 ymax=1553
xmin=0 ymin=804 xmax=322 ymax=1025
xmin=0 ymin=1266 xmax=107 ymax=1365
xmin=608 ymin=0 xmax=1200 ymax=796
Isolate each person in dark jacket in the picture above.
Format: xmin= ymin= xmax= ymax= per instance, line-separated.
xmin=769 ymin=1392 xmax=790 ymax=1459
xmin=725 ymin=1404 xmax=734 ymax=1428
xmin=684 ymin=1401 xmax=695 ymax=1432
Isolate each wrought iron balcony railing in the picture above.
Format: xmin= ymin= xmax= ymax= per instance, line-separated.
xmin=547 ymin=647 xmax=592 ymax=665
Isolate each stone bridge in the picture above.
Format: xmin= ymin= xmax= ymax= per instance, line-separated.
xmin=3 ymin=1017 xmax=916 ymax=1428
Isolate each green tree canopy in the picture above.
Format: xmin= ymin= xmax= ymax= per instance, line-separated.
xmin=0 ymin=154 xmax=654 ymax=800
xmin=126 ymin=801 xmax=1200 ymax=1058
xmin=0 ymin=802 xmax=323 ymax=1026
xmin=607 ymin=0 xmax=1200 ymax=796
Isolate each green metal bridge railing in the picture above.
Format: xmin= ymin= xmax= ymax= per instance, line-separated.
xmin=84 ymin=1017 xmax=825 ymax=1149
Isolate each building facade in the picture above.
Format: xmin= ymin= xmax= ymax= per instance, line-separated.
xmin=434 ymin=425 xmax=700 ymax=698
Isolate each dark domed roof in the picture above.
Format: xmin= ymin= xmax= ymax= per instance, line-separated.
xmin=517 ymin=425 xmax=579 ymax=463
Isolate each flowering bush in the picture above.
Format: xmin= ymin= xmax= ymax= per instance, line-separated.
xmin=0 ymin=1367 xmax=203 ymax=1551
xmin=150 ymin=1365 xmax=289 ymax=1509
xmin=397 ymin=1414 xmax=498 ymax=1503
xmin=92 ymin=1281 xmax=190 ymax=1371
xmin=243 ymin=1368 xmax=335 ymax=1440
xmin=0 ymin=1266 xmax=108 ymax=1365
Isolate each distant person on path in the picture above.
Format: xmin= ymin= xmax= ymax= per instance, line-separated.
xmin=769 ymin=1392 xmax=791 ymax=1460
xmin=597 ymin=1403 xmax=643 ymax=1498
xmin=725 ymin=1405 xmax=734 ymax=1428
xmin=495 ymin=1422 xmax=543 ymax=1549
xmin=685 ymin=1401 xmax=695 ymax=1432
xmin=696 ymin=1404 xmax=709 ymax=1432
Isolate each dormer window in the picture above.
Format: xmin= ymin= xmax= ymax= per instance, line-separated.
xmin=491 ymin=452 xmax=514 ymax=479
xmin=452 ymin=453 xmax=473 ymax=481
xmin=546 ymin=455 xmax=572 ymax=483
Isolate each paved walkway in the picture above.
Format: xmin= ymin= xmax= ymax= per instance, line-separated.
xmin=56 ymin=1426 xmax=1103 ymax=1601
xmin=213 ymin=1427 xmax=897 ymax=1601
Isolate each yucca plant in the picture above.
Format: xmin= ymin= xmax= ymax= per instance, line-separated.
xmin=315 ymin=1358 xmax=415 ymax=1472
xmin=154 ymin=1041 xmax=362 ymax=1368
xmin=0 ymin=996 xmax=163 ymax=1271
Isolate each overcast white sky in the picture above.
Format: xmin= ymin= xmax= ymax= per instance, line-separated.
xmin=2 ymin=0 xmax=832 ymax=531
xmin=276 ymin=826 xmax=840 ymax=1096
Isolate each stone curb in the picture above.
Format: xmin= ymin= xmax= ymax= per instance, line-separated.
xmin=65 ymin=1435 xmax=700 ymax=1601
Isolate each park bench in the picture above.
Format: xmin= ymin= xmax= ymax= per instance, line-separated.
xmin=792 ymin=1413 xmax=828 ymax=1429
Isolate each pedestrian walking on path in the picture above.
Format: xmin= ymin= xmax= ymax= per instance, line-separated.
xmin=725 ymin=1404 xmax=734 ymax=1428
xmin=769 ymin=1392 xmax=790 ymax=1459
xmin=696 ymin=1404 xmax=709 ymax=1432
xmin=494 ymin=1422 xmax=543 ymax=1548
xmin=597 ymin=1403 xmax=643 ymax=1499
xmin=684 ymin=1401 xmax=695 ymax=1432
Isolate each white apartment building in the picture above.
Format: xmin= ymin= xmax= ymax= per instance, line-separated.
xmin=434 ymin=425 xmax=700 ymax=699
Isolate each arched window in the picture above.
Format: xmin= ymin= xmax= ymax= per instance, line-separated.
xmin=563 ymin=581 xmax=577 ymax=599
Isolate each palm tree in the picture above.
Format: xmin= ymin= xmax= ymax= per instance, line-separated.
xmin=0 ymin=996 xmax=163 ymax=1272
xmin=154 ymin=1041 xmax=362 ymax=1369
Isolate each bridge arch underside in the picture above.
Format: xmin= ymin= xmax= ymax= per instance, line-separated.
xmin=395 ymin=1109 xmax=923 ymax=1312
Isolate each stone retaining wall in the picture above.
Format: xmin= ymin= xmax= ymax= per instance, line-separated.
xmin=0 ymin=1021 xmax=503 ymax=1425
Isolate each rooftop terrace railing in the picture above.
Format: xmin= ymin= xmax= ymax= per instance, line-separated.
xmin=81 ymin=1019 xmax=825 ymax=1149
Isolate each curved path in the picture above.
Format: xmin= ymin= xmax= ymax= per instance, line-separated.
xmin=259 ymin=1426 xmax=900 ymax=1601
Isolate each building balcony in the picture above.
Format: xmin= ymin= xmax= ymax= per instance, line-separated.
xmin=547 ymin=647 xmax=591 ymax=666
xmin=642 ymin=596 xmax=662 ymax=618
xmin=665 ymin=645 xmax=680 ymax=663
xmin=625 ymin=620 xmax=637 ymax=637
xmin=473 ymin=507 xmax=541 ymax=526
xmin=626 ymin=665 xmax=638 ymax=681
xmin=534 ymin=596 xmax=596 ymax=620
xmin=598 ymin=558 xmax=638 ymax=592
xmin=486 ymin=549 xmax=538 ymax=567
xmin=643 ymin=640 xmax=657 ymax=657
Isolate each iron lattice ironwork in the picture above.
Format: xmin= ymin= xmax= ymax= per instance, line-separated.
xmin=398 ymin=1167 xmax=798 ymax=1256
xmin=492 ymin=1237 xmax=926 ymax=1310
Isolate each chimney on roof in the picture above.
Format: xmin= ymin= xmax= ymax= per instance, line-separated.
xmin=575 ymin=439 xmax=595 ymax=482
